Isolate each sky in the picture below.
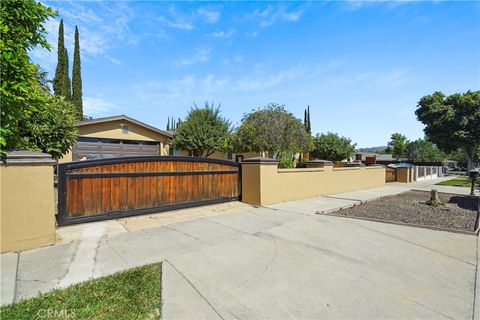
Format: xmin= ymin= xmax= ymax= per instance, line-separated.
xmin=32 ymin=0 xmax=480 ymax=148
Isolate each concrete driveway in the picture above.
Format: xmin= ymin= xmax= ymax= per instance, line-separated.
xmin=163 ymin=207 xmax=477 ymax=320
xmin=2 ymin=183 xmax=479 ymax=319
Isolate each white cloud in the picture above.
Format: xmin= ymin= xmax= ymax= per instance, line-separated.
xmin=236 ymin=66 xmax=307 ymax=91
xmin=84 ymin=97 xmax=119 ymax=117
xmin=208 ymin=29 xmax=235 ymax=39
xmin=197 ymin=8 xmax=221 ymax=23
xmin=233 ymin=55 xmax=243 ymax=63
xmin=250 ymin=6 xmax=305 ymax=27
xmin=134 ymin=75 xmax=229 ymax=106
xmin=158 ymin=16 xmax=193 ymax=30
xmin=177 ymin=48 xmax=211 ymax=65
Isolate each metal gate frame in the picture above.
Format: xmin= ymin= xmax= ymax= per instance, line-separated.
xmin=57 ymin=156 xmax=242 ymax=226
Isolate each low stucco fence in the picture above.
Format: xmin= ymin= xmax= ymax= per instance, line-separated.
xmin=241 ymin=158 xmax=386 ymax=206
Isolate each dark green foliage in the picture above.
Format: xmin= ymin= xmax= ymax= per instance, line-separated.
xmin=405 ymin=139 xmax=446 ymax=162
xmin=303 ymin=106 xmax=312 ymax=134
xmin=278 ymin=152 xmax=295 ymax=168
xmin=388 ymin=133 xmax=408 ymax=160
xmin=415 ymin=91 xmax=480 ymax=170
xmin=312 ymin=132 xmax=356 ymax=162
xmin=172 ymin=103 xmax=231 ymax=157
xmin=72 ymin=26 xmax=83 ymax=119
xmin=233 ymin=103 xmax=312 ymax=156
xmin=0 ymin=0 xmax=56 ymax=152
xmin=61 ymin=48 xmax=71 ymax=100
xmin=167 ymin=117 xmax=170 ymax=131
xmin=16 ymin=89 xmax=78 ymax=159
xmin=52 ymin=19 xmax=64 ymax=95
xmin=1 ymin=263 xmax=161 ymax=320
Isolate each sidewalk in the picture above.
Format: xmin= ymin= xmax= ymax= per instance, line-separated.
xmin=1 ymin=179 xmax=477 ymax=316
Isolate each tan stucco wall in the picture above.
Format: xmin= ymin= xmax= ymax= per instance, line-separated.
xmin=242 ymin=163 xmax=386 ymax=206
xmin=1 ymin=165 xmax=55 ymax=253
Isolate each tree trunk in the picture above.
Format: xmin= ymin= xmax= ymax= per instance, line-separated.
xmin=427 ymin=189 xmax=443 ymax=206
xmin=463 ymin=148 xmax=476 ymax=171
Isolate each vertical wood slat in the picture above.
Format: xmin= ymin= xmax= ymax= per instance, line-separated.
xmin=61 ymin=157 xmax=240 ymax=223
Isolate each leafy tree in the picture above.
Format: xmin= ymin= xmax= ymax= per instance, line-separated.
xmin=61 ymin=48 xmax=71 ymax=100
xmin=405 ymin=139 xmax=446 ymax=162
xmin=232 ymin=103 xmax=312 ymax=157
xmin=72 ymin=26 xmax=83 ymax=119
xmin=0 ymin=0 xmax=56 ymax=152
xmin=415 ymin=91 xmax=480 ymax=170
xmin=388 ymin=133 xmax=408 ymax=160
xmin=312 ymin=132 xmax=356 ymax=162
xmin=52 ymin=19 xmax=64 ymax=95
xmin=172 ymin=103 xmax=231 ymax=157
xmin=16 ymin=90 xmax=78 ymax=159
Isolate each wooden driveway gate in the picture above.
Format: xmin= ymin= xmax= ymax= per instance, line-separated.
xmin=57 ymin=156 xmax=241 ymax=225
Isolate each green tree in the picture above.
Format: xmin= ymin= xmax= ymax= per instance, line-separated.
xmin=0 ymin=0 xmax=55 ymax=152
xmin=416 ymin=91 xmax=480 ymax=171
xmin=232 ymin=104 xmax=312 ymax=157
xmin=72 ymin=26 xmax=83 ymax=119
xmin=16 ymin=90 xmax=78 ymax=159
xmin=61 ymin=48 xmax=71 ymax=100
xmin=312 ymin=132 xmax=356 ymax=162
xmin=172 ymin=103 xmax=231 ymax=157
xmin=52 ymin=18 xmax=64 ymax=96
xmin=388 ymin=133 xmax=408 ymax=160
xmin=405 ymin=139 xmax=446 ymax=162
xmin=166 ymin=117 xmax=170 ymax=131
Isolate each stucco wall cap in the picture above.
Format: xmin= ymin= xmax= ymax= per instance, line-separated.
xmin=306 ymin=160 xmax=333 ymax=167
xmin=242 ymin=157 xmax=279 ymax=165
xmin=1 ymin=151 xmax=56 ymax=166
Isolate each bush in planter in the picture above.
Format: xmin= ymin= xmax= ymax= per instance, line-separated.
xmin=278 ymin=153 xmax=294 ymax=169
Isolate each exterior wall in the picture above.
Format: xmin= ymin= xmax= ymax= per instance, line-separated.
xmin=242 ymin=158 xmax=386 ymax=206
xmin=1 ymin=152 xmax=56 ymax=253
xmin=176 ymin=151 xmax=261 ymax=162
xmin=78 ymin=120 xmax=170 ymax=143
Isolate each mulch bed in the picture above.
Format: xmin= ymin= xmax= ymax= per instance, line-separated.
xmin=328 ymin=190 xmax=479 ymax=233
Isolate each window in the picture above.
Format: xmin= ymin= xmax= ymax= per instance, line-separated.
xmin=227 ymin=152 xmax=233 ymax=160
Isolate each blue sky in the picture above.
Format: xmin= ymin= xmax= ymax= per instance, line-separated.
xmin=32 ymin=1 xmax=479 ymax=148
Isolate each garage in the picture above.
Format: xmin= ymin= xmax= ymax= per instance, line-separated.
xmin=72 ymin=137 xmax=161 ymax=161
xmin=60 ymin=115 xmax=173 ymax=163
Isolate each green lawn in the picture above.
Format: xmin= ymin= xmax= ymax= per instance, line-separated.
xmin=0 ymin=263 xmax=161 ymax=320
xmin=436 ymin=177 xmax=479 ymax=188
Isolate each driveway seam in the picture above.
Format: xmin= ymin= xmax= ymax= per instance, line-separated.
xmin=164 ymin=259 xmax=225 ymax=320
xmin=335 ymin=216 xmax=476 ymax=266
xmin=13 ymin=252 xmax=19 ymax=304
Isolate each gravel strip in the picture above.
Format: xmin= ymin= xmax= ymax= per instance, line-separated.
xmin=331 ymin=190 xmax=479 ymax=232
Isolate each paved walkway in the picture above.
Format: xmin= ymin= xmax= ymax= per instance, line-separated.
xmin=1 ymin=179 xmax=479 ymax=319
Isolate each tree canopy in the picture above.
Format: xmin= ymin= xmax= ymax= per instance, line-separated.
xmin=171 ymin=103 xmax=231 ymax=157
xmin=415 ymin=91 xmax=480 ymax=170
xmin=232 ymin=103 xmax=312 ymax=156
xmin=72 ymin=26 xmax=83 ymax=119
xmin=0 ymin=0 xmax=55 ymax=152
xmin=405 ymin=139 xmax=446 ymax=163
xmin=388 ymin=133 xmax=408 ymax=160
xmin=312 ymin=132 xmax=356 ymax=162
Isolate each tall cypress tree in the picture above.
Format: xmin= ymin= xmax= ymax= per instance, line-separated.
xmin=72 ymin=26 xmax=83 ymax=119
xmin=167 ymin=117 xmax=170 ymax=131
xmin=61 ymin=48 xmax=71 ymax=101
xmin=307 ymin=105 xmax=311 ymax=134
xmin=53 ymin=19 xmax=65 ymax=95
xmin=304 ymin=109 xmax=307 ymax=131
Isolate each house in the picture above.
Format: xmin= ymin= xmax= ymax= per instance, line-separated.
xmin=60 ymin=115 xmax=173 ymax=163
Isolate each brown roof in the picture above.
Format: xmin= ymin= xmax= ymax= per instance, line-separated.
xmin=78 ymin=115 xmax=173 ymax=138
